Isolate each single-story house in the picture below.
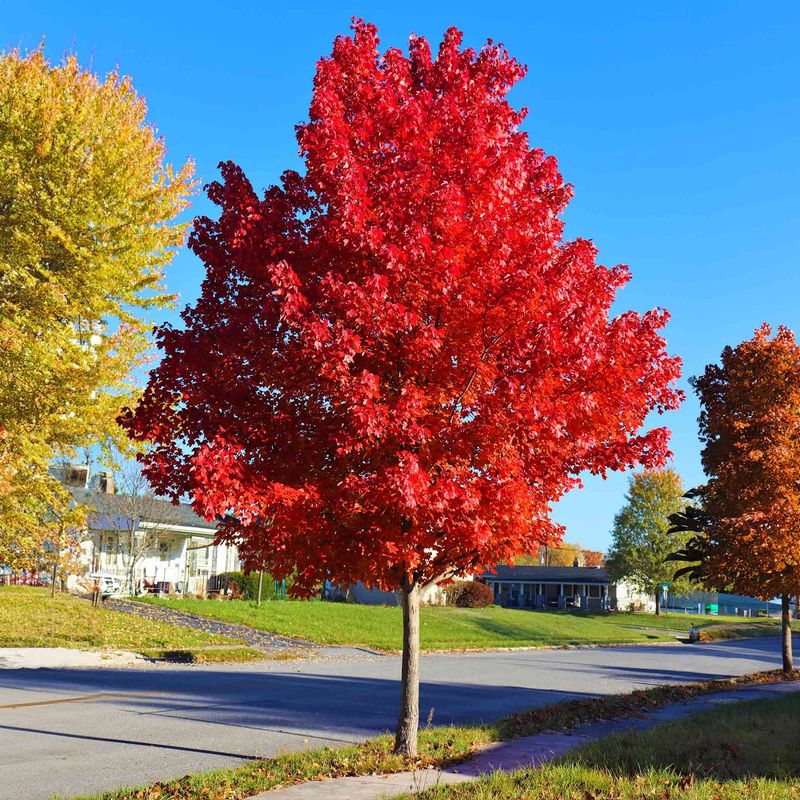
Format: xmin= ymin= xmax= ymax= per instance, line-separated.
xmin=478 ymin=564 xmax=655 ymax=612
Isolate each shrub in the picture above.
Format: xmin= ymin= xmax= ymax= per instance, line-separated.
xmin=214 ymin=571 xmax=291 ymax=601
xmin=226 ymin=572 xmax=255 ymax=600
xmin=447 ymin=580 xmax=494 ymax=608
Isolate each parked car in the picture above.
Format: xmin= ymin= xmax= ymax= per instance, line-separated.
xmin=87 ymin=573 xmax=122 ymax=598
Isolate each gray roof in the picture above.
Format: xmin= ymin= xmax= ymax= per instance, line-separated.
xmin=479 ymin=565 xmax=611 ymax=584
xmin=69 ymin=488 xmax=217 ymax=532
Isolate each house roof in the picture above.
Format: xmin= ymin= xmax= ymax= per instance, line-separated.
xmin=479 ymin=564 xmax=611 ymax=584
xmin=69 ymin=488 xmax=217 ymax=532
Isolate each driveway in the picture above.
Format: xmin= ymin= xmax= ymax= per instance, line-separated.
xmin=0 ymin=636 xmax=791 ymax=800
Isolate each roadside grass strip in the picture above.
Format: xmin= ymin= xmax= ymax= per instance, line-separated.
xmin=404 ymin=763 xmax=797 ymax=800
xmin=67 ymin=669 xmax=800 ymax=800
xmin=0 ymin=586 xmax=262 ymax=662
xmin=404 ymin=691 xmax=800 ymax=799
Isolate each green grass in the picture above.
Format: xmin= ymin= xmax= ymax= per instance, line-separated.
xmin=610 ymin=611 xmax=779 ymax=631
xmin=408 ymin=691 xmax=800 ymax=799
xmin=136 ymin=596 xmax=781 ymax=651
xmin=408 ymin=763 xmax=798 ymax=799
xmin=68 ymin=669 xmax=799 ymax=800
xmin=698 ymin=621 xmax=786 ymax=641
xmin=69 ymin=725 xmax=494 ymax=800
xmin=571 ymin=692 xmax=800 ymax=780
xmin=0 ymin=586 xmax=263 ymax=662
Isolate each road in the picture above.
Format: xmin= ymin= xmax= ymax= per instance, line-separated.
xmin=0 ymin=636 xmax=790 ymax=800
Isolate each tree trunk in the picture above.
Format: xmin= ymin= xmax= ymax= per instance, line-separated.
xmin=782 ymin=593 xmax=793 ymax=674
xmin=257 ymin=571 xmax=264 ymax=605
xmin=394 ymin=579 xmax=420 ymax=756
xmin=654 ymin=591 xmax=661 ymax=617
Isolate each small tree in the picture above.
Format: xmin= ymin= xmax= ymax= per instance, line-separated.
xmin=121 ymin=22 xmax=681 ymax=754
xmin=607 ymin=469 xmax=692 ymax=615
xmin=583 ymin=550 xmax=605 ymax=569
xmin=679 ymin=325 xmax=800 ymax=673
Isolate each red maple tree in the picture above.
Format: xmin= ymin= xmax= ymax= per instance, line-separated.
xmin=121 ymin=21 xmax=681 ymax=754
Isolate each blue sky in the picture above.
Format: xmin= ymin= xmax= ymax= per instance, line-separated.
xmin=5 ymin=2 xmax=799 ymax=552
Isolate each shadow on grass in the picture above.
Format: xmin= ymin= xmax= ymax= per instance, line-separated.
xmin=158 ymin=650 xmax=197 ymax=663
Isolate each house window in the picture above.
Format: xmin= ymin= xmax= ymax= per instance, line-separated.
xmin=159 ymin=541 xmax=170 ymax=561
xmin=589 ymin=585 xmax=601 ymax=598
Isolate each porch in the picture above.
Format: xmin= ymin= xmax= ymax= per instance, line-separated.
xmin=484 ymin=579 xmax=609 ymax=610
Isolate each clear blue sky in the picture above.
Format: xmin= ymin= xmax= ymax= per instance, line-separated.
xmin=5 ymin=2 xmax=799 ymax=553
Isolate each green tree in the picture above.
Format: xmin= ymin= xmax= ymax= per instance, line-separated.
xmin=0 ymin=48 xmax=194 ymax=565
xmin=607 ymin=469 xmax=692 ymax=615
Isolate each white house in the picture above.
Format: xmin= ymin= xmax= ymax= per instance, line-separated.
xmin=55 ymin=465 xmax=241 ymax=596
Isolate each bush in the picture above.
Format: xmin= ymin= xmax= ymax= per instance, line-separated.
xmin=226 ymin=571 xmax=260 ymax=600
xmin=213 ymin=571 xmax=290 ymax=601
xmin=447 ymin=580 xmax=494 ymax=608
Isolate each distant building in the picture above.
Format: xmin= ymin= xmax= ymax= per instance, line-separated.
xmin=332 ymin=581 xmax=449 ymax=606
xmin=51 ymin=464 xmax=241 ymax=596
xmin=478 ymin=564 xmax=654 ymax=612
xmin=668 ymin=590 xmax=783 ymax=617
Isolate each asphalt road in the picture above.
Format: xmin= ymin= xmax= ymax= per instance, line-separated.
xmin=0 ymin=636 xmax=791 ymax=800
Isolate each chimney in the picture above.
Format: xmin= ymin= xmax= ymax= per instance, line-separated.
xmin=97 ymin=472 xmax=115 ymax=494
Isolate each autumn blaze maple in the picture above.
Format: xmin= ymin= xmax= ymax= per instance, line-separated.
xmin=692 ymin=324 xmax=800 ymax=673
xmin=121 ymin=22 xmax=681 ymax=754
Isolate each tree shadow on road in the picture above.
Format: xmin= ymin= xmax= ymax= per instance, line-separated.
xmin=0 ymin=668 xmax=593 ymax=741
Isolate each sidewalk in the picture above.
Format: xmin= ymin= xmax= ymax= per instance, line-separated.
xmin=0 ymin=647 xmax=144 ymax=669
xmin=252 ymin=680 xmax=800 ymax=799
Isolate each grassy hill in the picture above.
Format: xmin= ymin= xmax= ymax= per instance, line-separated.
xmin=0 ymin=586 xmax=260 ymax=661
xmin=136 ymin=596 xmax=783 ymax=651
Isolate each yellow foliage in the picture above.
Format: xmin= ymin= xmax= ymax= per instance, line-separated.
xmin=0 ymin=48 xmax=195 ymax=567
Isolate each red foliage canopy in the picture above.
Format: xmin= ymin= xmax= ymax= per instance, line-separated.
xmin=121 ymin=22 xmax=682 ymax=594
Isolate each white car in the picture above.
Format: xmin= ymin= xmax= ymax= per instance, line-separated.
xmin=87 ymin=573 xmax=122 ymax=598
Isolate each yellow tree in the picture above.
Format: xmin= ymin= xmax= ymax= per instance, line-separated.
xmin=693 ymin=325 xmax=800 ymax=673
xmin=606 ymin=469 xmax=692 ymax=615
xmin=0 ymin=49 xmax=194 ymax=568
xmin=543 ymin=542 xmax=584 ymax=567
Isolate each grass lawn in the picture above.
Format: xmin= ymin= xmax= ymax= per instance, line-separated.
xmin=408 ymin=691 xmax=800 ymax=799
xmin=572 ymin=691 xmax=800 ymax=780
xmin=70 ymin=669 xmax=799 ymax=800
xmin=136 ymin=596 xmax=782 ymax=651
xmin=0 ymin=586 xmax=262 ymax=662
